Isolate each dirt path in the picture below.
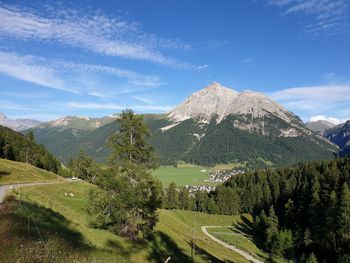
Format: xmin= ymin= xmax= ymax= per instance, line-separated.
xmin=0 ymin=179 xmax=78 ymax=203
xmin=201 ymin=226 xmax=264 ymax=263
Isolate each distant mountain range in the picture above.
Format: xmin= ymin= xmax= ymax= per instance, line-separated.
xmin=306 ymin=120 xmax=337 ymax=133
xmin=24 ymin=82 xmax=337 ymax=167
xmin=324 ymin=120 xmax=350 ymax=157
xmin=0 ymin=112 xmax=41 ymax=131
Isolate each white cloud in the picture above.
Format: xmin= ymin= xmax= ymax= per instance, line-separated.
xmin=271 ymin=85 xmax=350 ymax=102
xmin=270 ymin=85 xmax=350 ymax=120
xmin=309 ymin=115 xmax=348 ymax=124
xmin=266 ymin=0 xmax=349 ymax=35
xmin=132 ymin=96 xmax=153 ymax=104
xmin=0 ymin=101 xmax=38 ymax=111
xmin=0 ymin=4 xmax=191 ymax=68
xmin=0 ymin=91 xmax=51 ymax=99
xmin=0 ymin=51 xmax=164 ymax=95
xmin=197 ymin=64 xmax=209 ymax=71
xmin=0 ymin=51 xmax=79 ymax=94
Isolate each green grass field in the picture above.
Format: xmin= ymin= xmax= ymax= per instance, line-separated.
xmin=10 ymin=181 xmax=259 ymax=262
xmin=0 ymin=158 xmax=63 ymax=185
xmin=152 ymin=165 xmax=213 ymax=186
xmin=152 ymin=162 xmax=246 ymax=187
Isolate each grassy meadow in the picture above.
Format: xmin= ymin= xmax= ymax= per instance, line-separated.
xmin=152 ymin=162 xmax=246 ymax=187
xmin=0 ymin=158 xmax=63 ymax=185
xmin=152 ymin=165 xmax=212 ymax=186
xmin=2 ymin=181 xmax=257 ymax=263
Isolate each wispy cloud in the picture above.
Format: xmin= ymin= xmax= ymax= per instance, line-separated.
xmin=0 ymin=51 xmax=163 ymax=95
xmin=0 ymin=51 xmax=78 ymax=94
xmin=270 ymin=85 xmax=350 ymax=119
xmin=0 ymin=91 xmax=51 ymax=99
xmin=266 ymin=0 xmax=349 ymax=35
xmin=0 ymin=101 xmax=38 ymax=111
xmin=132 ymin=96 xmax=153 ymax=104
xmin=67 ymin=102 xmax=172 ymax=112
xmin=271 ymin=85 xmax=350 ymax=102
xmin=196 ymin=64 xmax=209 ymax=71
xmin=0 ymin=4 xmax=192 ymax=68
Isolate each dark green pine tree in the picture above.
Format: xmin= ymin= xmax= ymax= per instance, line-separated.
xmin=178 ymin=187 xmax=190 ymax=210
xmin=338 ymin=182 xmax=350 ymax=250
xmin=88 ymin=109 xmax=162 ymax=240
xmin=25 ymin=131 xmax=36 ymax=165
xmin=108 ymin=109 xmax=157 ymax=176
xmin=166 ymin=181 xmax=178 ymax=209
xmin=71 ymin=150 xmax=98 ymax=183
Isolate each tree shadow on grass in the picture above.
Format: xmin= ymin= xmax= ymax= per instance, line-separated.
xmin=0 ymin=170 xmax=10 ymax=176
xmin=0 ymin=197 xmax=94 ymax=262
xmin=105 ymin=231 xmax=193 ymax=263
xmin=233 ymin=215 xmax=267 ymax=256
xmin=2 ymin=196 xmax=91 ymax=249
xmin=184 ymin=240 xmax=226 ymax=263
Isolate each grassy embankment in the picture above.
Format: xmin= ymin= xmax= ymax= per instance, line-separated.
xmin=0 ymin=158 xmax=62 ymax=185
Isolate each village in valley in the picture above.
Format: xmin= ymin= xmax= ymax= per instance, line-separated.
xmin=186 ymin=167 xmax=245 ymax=193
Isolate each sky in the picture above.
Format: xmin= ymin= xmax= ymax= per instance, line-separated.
xmin=0 ymin=0 xmax=349 ymax=123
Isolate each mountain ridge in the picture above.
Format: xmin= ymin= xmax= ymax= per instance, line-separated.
xmin=0 ymin=112 xmax=41 ymax=131
xmin=24 ymin=82 xmax=337 ymax=166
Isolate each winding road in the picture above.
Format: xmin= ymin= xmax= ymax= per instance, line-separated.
xmin=201 ymin=226 xmax=264 ymax=263
xmin=0 ymin=179 xmax=78 ymax=204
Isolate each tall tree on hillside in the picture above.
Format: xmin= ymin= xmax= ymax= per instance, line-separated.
xmin=178 ymin=187 xmax=190 ymax=210
xmin=108 ymin=109 xmax=157 ymax=175
xmin=88 ymin=109 xmax=162 ymax=240
xmin=25 ymin=131 xmax=36 ymax=165
xmin=338 ymin=183 xmax=350 ymax=249
xmin=4 ymin=144 xmax=15 ymax=160
xmin=166 ymin=182 xmax=178 ymax=209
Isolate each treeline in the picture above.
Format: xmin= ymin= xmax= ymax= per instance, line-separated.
xmin=163 ymin=158 xmax=350 ymax=262
xmin=0 ymin=126 xmax=60 ymax=173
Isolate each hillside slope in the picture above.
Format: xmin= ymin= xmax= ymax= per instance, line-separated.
xmin=0 ymin=158 xmax=62 ymax=185
xmin=0 ymin=181 xmax=259 ymax=263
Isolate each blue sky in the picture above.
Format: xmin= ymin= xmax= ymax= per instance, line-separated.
xmin=0 ymin=0 xmax=349 ymax=123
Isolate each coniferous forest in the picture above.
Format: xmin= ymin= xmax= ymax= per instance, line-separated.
xmin=163 ymin=158 xmax=350 ymax=262
xmin=0 ymin=126 xmax=60 ymax=173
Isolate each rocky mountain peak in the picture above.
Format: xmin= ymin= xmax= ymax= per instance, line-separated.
xmin=167 ymin=82 xmax=239 ymax=123
xmin=167 ymin=82 xmax=296 ymax=125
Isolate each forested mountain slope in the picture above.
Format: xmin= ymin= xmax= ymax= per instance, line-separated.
xmin=27 ymin=83 xmax=336 ymax=167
